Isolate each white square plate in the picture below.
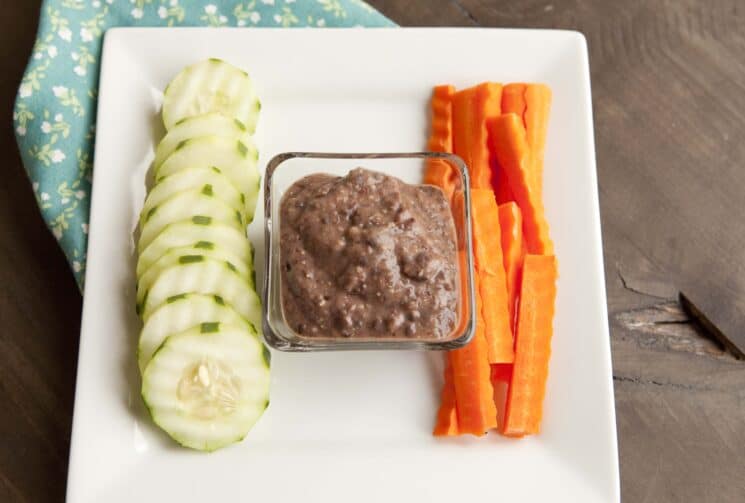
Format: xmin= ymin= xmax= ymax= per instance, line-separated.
xmin=69 ymin=28 xmax=618 ymax=503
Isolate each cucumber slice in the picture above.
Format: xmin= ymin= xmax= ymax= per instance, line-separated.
xmin=142 ymin=241 xmax=254 ymax=282
xmin=162 ymin=58 xmax=260 ymax=133
xmin=138 ymin=189 xmax=244 ymax=254
xmin=156 ymin=136 xmax=260 ymax=219
xmin=153 ymin=113 xmax=252 ymax=169
xmin=136 ymin=246 xmax=253 ymax=310
xmin=138 ymin=293 xmax=255 ymax=374
xmin=141 ymin=323 xmax=270 ymax=451
xmin=143 ymin=167 xmax=246 ymax=223
xmin=136 ymin=218 xmax=252 ymax=279
xmin=139 ymin=256 xmax=262 ymax=332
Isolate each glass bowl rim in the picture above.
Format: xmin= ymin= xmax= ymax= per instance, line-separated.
xmin=261 ymin=151 xmax=476 ymax=352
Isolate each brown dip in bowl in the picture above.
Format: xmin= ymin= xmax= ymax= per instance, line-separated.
xmin=279 ymin=168 xmax=458 ymax=339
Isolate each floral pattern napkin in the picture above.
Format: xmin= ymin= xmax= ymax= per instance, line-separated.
xmin=13 ymin=0 xmax=394 ymax=290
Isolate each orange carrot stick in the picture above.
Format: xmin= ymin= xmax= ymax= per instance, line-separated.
xmin=433 ymin=360 xmax=459 ymax=436
xmin=428 ymin=84 xmax=455 ymax=153
xmin=490 ymin=201 xmax=523 ymax=385
xmin=524 ymin=84 xmax=552 ymax=196
xmin=479 ymin=274 xmax=514 ymax=364
xmin=470 ymin=189 xmax=514 ymax=362
xmin=488 ymin=113 xmax=553 ymax=255
xmin=501 ymin=83 xmax=527 ymax=120
xmin=498 ymin=202 xmax=524 ymax=330
xmin=424 ymin=85 xmax=457 ymax=201
xmin=493 ymin=84 xmax=527 ymax=204
xmin=494 ymin=83 xmax=525 ymax=204
xmin=495 ymin=83 xmax=552 ymax=201
xmin=450 ymin=273 xmax=498 ymax=435
xmin=502 ymin=254 xmax=558 ymax=436
xmin=452 ymin=83 xmax=502 ymax=189
xmin=468 ymin=189 xmax=505 ymax=276
xmin=453 ymin=190 xmax=514 ymax=364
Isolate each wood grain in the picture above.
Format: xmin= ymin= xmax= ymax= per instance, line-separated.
xmin=2 ymin=1 xmax=744 ymax=501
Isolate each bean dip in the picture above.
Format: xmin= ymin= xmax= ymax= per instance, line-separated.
xmin=279 ymin=168 xmax=458 ymax=339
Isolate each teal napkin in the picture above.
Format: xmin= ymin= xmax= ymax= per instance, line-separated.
xmin=13 ymin=0 xmax=394 ymax=290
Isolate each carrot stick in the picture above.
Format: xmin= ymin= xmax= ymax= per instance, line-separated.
xmin=468 ymin=189 xmax=505 ymax=276
xmin=491 ymin=205 xmax=525 ymax=384
xmin=428 ymin=85 xmax=455 ymax=153
xmin=470 ymin=189 xmax=514 ymax=362
xmin=498 ymin=202 xmax=524 ymax=330
xmin=424 ymin=85 xmax=457 ymax=201
xmin=433 ymin=360 xmax=459 ymax=436
xmin=487 ymin=113 xmax=553 ymax=255
xmin=501 ymin=83 xmax=527 ymax=120
xmin=452 ymin=83 xmax=502 ymax=189
xmin=453 ymin=190 xmax=514 ymax=364
xmin=479 ymin=274 xmax=515 ymax=364
xmin=494 ymin=84 xmax=525 ymax=204
xmin=524 ymin=84 xmax=552 ymax=196
xmin=495 ymin=83 xmax=551 ymax=202
xmin=502 ymin=254 xmax=558 ymax=436
xmin=450 ymin=273 xmax=498 ymax=435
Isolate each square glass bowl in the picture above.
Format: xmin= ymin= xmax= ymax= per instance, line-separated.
xmin=262 ymin=152 xmax=475 ymax=351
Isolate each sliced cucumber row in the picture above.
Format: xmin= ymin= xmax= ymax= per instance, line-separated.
xmin=134 ymin=59 xmax=267 ymax=452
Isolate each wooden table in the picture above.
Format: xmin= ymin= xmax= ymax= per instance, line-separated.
xmin=2 ymin=1 xmax=744 ymax=501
